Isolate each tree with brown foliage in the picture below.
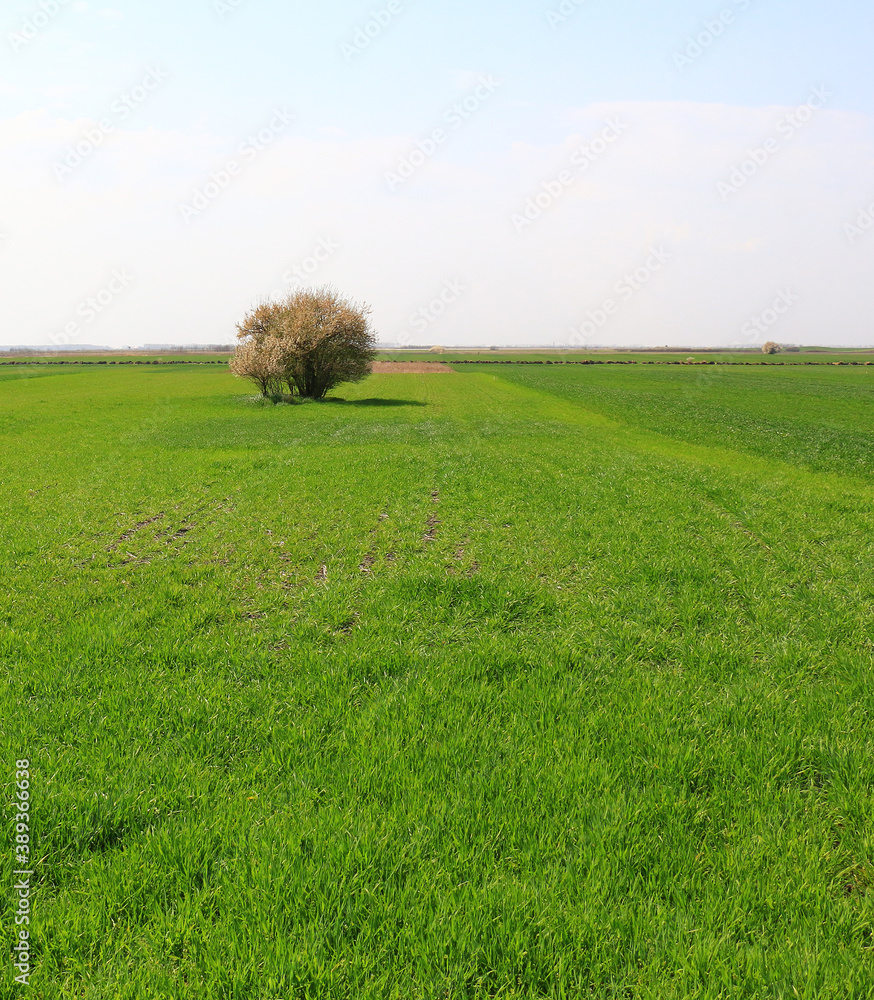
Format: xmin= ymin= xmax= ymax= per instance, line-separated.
xmin=232 ymin=287 xmax=378 ymax=399
xmin=761 ymin=341 xmax=781 ymax=355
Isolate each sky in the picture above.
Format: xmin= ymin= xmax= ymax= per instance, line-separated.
xmin=1 ymin=0 xmax=873 ymax=348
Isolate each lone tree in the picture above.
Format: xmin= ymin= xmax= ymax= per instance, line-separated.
xmin=761 ymin=341 xmax=781 ymax=355
xmin=231 ymin=287 xmax=378 ymax=399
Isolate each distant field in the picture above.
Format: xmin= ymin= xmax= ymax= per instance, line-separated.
xmin=0 ymin=353 xmax=233 ymax=364
xmin=1 ymin=362 xmax=873 ymax=998
xmin=5 ymin=347 xmax=874 ymax=367
xmin=378 ymin=348 xmax=874 ymax=365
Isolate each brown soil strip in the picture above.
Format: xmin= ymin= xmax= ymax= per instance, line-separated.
xmin=371 ymin=362 xmax=454 ymax=374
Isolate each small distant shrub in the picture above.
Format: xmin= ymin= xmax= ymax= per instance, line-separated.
xmin=762 ymin=341 xmax=781 ymax=355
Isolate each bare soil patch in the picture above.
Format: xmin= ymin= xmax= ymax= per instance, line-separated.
xmin=371 ymin=362 xmax=454 ymax=374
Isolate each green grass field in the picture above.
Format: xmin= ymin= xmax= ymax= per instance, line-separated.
xmin=2 ymin=362 xmax=873 ymax=998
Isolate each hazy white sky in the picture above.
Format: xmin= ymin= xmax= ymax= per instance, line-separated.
xmin=1 ymin=0 xmax=873 ymax=347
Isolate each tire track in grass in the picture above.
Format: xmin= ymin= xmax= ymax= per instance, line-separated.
xmin=102 ymin=498 xmax=235 ymax=568
xmin=285 ymin=380 xmax=500 ymax=646
xmin=107 ymin=513 xmax=165 ymax=551
xmin=258 ymin=378 xmax=450 ymax=645
xmin=423 ymin=490 xmax=440 ymax=544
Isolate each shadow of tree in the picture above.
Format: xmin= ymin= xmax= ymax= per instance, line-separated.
xmin=325 ymin=398 xmax=428 ymax=408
